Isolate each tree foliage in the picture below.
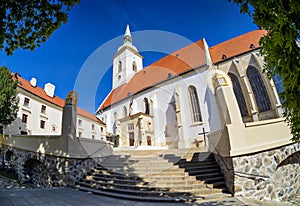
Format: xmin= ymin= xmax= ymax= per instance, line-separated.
xmin=0 ymin=66 xmax=19 ymax=127
xmin=230 ymin=0 xmax=300 ymax=140
xmin=0 ymin=0 xmax=80 ymax=55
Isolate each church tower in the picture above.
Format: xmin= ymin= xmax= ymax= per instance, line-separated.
xmin=112 ymin=25 xmax=143 ymax=89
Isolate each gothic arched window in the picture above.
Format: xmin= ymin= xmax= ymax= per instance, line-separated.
xmin=228 ymin=73 xmax=248 ymax=117
xmin=123 ymin=106 xmax=127 ymax=117
xmin=118 ymin=61 xmax=122 ymax=72
xmin=132 ymin=61 xmax=137 ymax=72
xmin=144 ymin=98 xmax=150 ymax=115
xmin=188 ymin=86 xmax=202 ymax=123
xmin=113 ymin=112 xmax=118 ymax=134
xmin=174 ymin=92 xmax=180 ymax=111
xmin=247 ymin=66 xmax=271 ymax=112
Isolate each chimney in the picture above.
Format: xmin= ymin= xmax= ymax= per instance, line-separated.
xmin=44 ymin=83 xmax=55 ymax=98
xmin=30 ymin=78 xmax=37 ymax=87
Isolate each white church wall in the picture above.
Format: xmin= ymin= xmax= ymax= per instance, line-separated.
xmin=99 ymin=65 xmax=221 ymax=149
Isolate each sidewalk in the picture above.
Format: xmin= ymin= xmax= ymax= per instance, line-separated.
xmin=0 ymin=175 xmax=293 ymax=206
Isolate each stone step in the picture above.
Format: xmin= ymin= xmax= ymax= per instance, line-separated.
xmin=189 ymin=171 xmax=223 ymax=178
xmin=89 ymin=171 xmax=143 ymax=181
xmin=143 ymin=175 xmax=196 ymax=182
xmin=100 ymin=156 xmax=170 ymax=163
xmin=195 ymin=192 xmax=233 ymax=200
xmin=75 ymin=185 xmax=193 ymax=202
xmin=76 ymin=149 xmax=230 ymax=202
xmin=98 ymin=160 xmax=167 ymax=166
xmin=178 ymin=160 xmax=217 ymax=167
xmin=92 ymin=168 xmax=189 ymax=178
xmin=76 ymin=181 xmax=192 ymax=198
xmin=113 ymin=150 xmax=166 ymax=156
xmin=88 ymin=174 xmax=146 ymax=185
xmin=81 ymin=179 xmax=157 ymax=192
xmin=94 ymin=166 xmax=183 ymax=176
xmin=89 ymin=174 xmax=198 ymax=188
xmin=195 ymin=176 xmax=225 ymax=184
xmin=83 ymin=178 xmax=228 ymax=195
xmin=99 ymin=162 xmax=176 ymax=169
xmin=185 ymin=167 xmax=221 ymax=175
xmin=183 ymin=164 xmax=220 ymax=172
xmin=180 ymin=165 xmax=220 ymax=172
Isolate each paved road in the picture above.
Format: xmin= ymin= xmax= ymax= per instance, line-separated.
xmin=0 ymin=175 xmax=294 ymax=206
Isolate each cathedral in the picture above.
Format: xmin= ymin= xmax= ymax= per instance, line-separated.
xmin=97 ymin=25 xmax=286 ymax=151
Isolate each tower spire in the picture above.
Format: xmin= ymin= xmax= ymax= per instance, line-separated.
xmin=118 ymin=24 xmax=137 ymax=52
xmin=123 ymin=24 xmax=132 ymax=44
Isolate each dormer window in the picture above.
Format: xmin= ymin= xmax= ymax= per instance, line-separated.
xmin=132 ymin=61 xmax=137 ymax=72
xmin=222 ymin=54 xmax=227 ymax=60
xmin=249 ymin=43 xmax=256 ymax=49
xmin=118 ymin=61 xmax=122 ymax=72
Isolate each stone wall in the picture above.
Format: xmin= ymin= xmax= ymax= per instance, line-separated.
xmin=214 ymin=142 xmax=300 ymax=201
xmin=2 ymin=146 xmax=101 ymax=188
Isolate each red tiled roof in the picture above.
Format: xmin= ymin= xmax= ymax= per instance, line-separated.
xmin=99 ymin=30 xmax=267 ymax=111
xmin=99 ymin=39 xmax=206 ymax=110
xmin=17 ymin=76 xmax=104 ymax=124
xmin=209 ymin=30 xmax=267 ymax=63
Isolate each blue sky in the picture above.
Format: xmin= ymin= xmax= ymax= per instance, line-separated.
xmin=0 ymin=0 xmax=258 ymax=113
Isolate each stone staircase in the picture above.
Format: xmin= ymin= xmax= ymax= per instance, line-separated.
xmin=75 ymin=148 xmax=231 ymax=202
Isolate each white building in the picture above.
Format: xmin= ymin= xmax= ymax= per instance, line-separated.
xmin=5 ymin=75 xmax=106 ymax=140
xmin=97 ymin=26 xmax=284 ymax=150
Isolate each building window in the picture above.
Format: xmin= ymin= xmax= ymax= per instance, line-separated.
xmin=41 ymin=105 xmax=46 ymax=114
xmin=92 ymin=124 xmax=95 ymax=131
xmin=113 ymin=112 xmax=118 ymax=135
xmin=40 ymin=120 xmax=45 ymax=129
xmin=188 ymin=86 xmax=202 ymax=123
xmin=20 ymin=131 xmax=28 ymax=135
xmin=79 ymin=132 xmax=82 ymax=138
xmin=128 ymin=124 xmax=134 ymax=131
xmin=247 ymin=66 xmax=271 ymax=113
xmin=144 ymin=98 xmax=150 ymax=115
xmin=22 ymin=114 xmax=28 ymax=123
xmin=228 ymin=73 xmax=248 ymax=117
xmin=23 ymin=97 xmax=30 ymax=107
xmin=132 ymin=61 xmax=137 ymax=72
xmin=118 ymin=61 xmax=122 ymax=72
xmin=92 ymin=135 xmax=95 ymax=139
xmin=78 ymin=119 xmax=82 ymax=127
xmin=52 ymin=125 xmax=56 ymax=132
xmin=100 ymin=127 xmax=103 ymax=133
xmin=123 ymin=106 xmax=127 ymax=117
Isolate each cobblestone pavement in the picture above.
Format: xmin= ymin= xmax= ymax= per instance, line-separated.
xmin=0 ymin=175 xmax=296 ymax=206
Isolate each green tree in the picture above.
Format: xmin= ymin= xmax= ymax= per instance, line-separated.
xmin=0 ymin=0 xmax=80 ymax=55
xmin=230 ymin=0 xmax=300 ymax=140
xmin=0 ymin=66 xmax=19 ymax=127
xmin=0 ymin=66 xmax=19 ymax=169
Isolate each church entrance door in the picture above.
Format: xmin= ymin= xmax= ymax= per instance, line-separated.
xmin=129 ymin=132 xmax=134 ymax=146
xmin=147 ymin=136 xmax=151 ymax=146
